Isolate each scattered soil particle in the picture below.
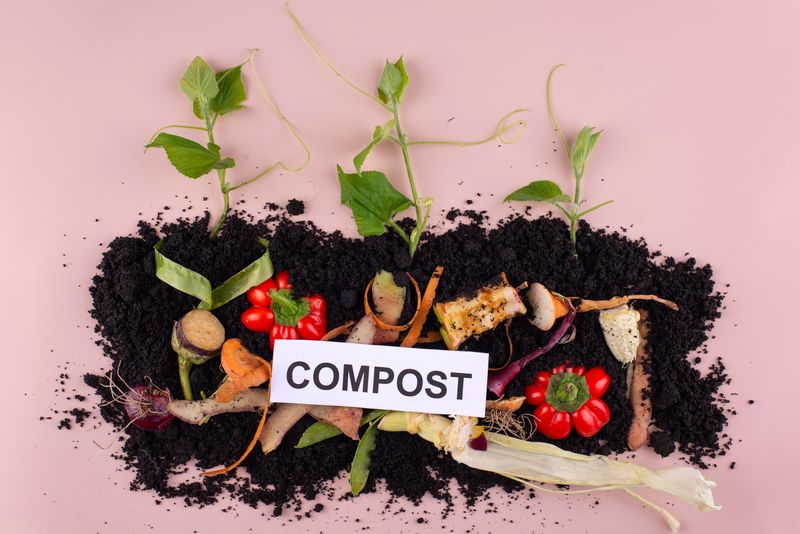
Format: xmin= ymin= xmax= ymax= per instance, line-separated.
xmin=286 ymin=199 xmax=305 ymax=216
xmin=83 ymin=210 xmax=730 ymax=515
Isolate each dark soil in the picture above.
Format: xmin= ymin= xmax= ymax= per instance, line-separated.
xmin=85 ymin=209 xmax=729 ymax=515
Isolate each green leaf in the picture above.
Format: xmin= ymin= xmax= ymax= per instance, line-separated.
xmin=350 ymin=422 xmax=379 ymax=496
xmin=154 ymin=240 xmax=213 ymax=308
xmin=338 ymin=166 xmax=412 ymax=236
xmin=193 ymin=65 xmax=247 ymax=119
xmin=353 ymin=120 xmax=396 ymax=173
xmin=377 ymin=57 xmax=409 ymax=105
xmin=570 ymin=126 xmax=602 ymax=179
xmin=504 ymin=180 xmax=571 ymax=204
xmin=209 ymin=238 xmax=273 ymax=309
xmin=180 ymin=56 xmax=219 ymax=103
xmin=296 ymin=409 xmax=389 ymax=449
xmin=155 ymin=238 xmax=273 ymax=310
xmin=146 ymin=133 xmax=220 ymax=178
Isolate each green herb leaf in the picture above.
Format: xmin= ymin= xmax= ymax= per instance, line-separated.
xmin=350 ymin=421 xmax=379 ymax=496
xmin=570 ymin=126 xmax=602 ymax=179
xmin=338 ymin=166 xmax=412 ymax=236
xmin=180 ymin=57 xmax=219 ymax=104
xmin=209 ymin=238 xmax=273 ymax=309
xmin=377 ymin=57 xmax=409 ymax=105
xmin=296 ymin=409 xmax=389 ymax=449
xmin=155 ymin=238 xmax=273 ymax=310
xmin=146 ymin=133 xmax=221 ymax=178
xmin=504 ymin=180 xmax=571 ymax=204
xmin=154 ymin=240 xmax=213 ymax=308
xmin=193 ymin=65 xmax=247 ymax=119
xmin=353 ymin=119 xmax=396 ymax=173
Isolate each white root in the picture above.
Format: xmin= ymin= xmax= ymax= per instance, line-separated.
xmin=628 ymin=311 xmax=653 ymax=451
xmin=167 ymin=389 xmax=268 ymax=424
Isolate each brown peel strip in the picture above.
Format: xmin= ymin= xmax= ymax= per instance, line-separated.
xmin=203 ymin=354 xmax=272 ymax=477
xmin=321 ymin=321 xmax=356 ymax=341
xmin=488 ymin=319 xmax=514 ymax=371
xmin=365 ymin=272 xmax=421 ymax=332
xmin=572 ymin=294 xmax=678 ymax=313
xmin=401 ymin=266 xmax=444 ymax=347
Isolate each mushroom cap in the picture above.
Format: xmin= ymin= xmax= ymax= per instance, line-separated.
xmin=526 ymin=282 xmax=556 ymax=331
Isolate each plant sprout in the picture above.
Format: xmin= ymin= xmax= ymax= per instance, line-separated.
xmin=506 ymin=65 xmax=613 ymax=255
xmin=286 ymin=5 xmax=527 ymax=257
xmin=146 ymin=51 xmax=309 ymax=238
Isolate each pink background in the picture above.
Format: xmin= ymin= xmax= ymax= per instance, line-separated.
xmin=3 ymin=0 xmax=799 ymax=532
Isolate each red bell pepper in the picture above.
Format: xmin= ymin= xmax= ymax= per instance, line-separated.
xmin=241 ymin=271 xmax=327 ymax=351
xmin=524 ymin=363 xmax=611 ymax=439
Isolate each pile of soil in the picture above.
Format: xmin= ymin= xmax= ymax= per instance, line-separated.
xmin=85 ymin=207 xmax=729 ymax=515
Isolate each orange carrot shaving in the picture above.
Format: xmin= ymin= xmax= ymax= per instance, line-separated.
xmin=320 ymin=321 xmax=356 ymax=341
xmin=401 ymin=266 xmax=444 ymax=347
xmin=364 ymin=272 xmax=421 ymax=332
xmin=216 ymin=339 xmax=271 ymax=403
xmin=203 ymin=340 xmax=272 ymax=477
xmin=202 ymin=378 xmax=271 ymax=477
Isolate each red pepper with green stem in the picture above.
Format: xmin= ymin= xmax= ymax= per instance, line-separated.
xmin=241 ymin=271 xmax=327 ymax=351
xmin=524 ymin=363 xmax=611 ymax=439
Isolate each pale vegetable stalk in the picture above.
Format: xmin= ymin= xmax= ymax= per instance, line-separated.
xmin=379 ymin=412 xmax=719 ymax=531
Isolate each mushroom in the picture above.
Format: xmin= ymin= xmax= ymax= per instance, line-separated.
xmin=525 ymin=283 xmax=569 ymax=330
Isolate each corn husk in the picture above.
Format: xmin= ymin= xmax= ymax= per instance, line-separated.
xmin=379 ymin=412 xmax=719 ymax=531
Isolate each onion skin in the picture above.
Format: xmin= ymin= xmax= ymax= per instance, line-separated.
xmin=124 ymin=385 xmax=175 ymax=431
xmin=486 ymin=308 xmax=576 ymax=397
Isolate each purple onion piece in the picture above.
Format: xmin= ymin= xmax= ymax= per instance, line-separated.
xmin=469 ymin=433 xmax=488 ymax=451
xmin=123 ymin=384 xmax=175 ymax=431
xmin=486 ymin=308 xmax=577 ymax=397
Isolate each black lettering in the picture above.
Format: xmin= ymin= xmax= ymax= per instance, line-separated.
xmin=425 ymin=370 xmax=447 ymax=399
xmin=287 ymin=361 xmax=310 ymax=389
xmin=343 ymin=364 xmax=369 ymax=392
xmin=313 ymin=362 xmax=339 ymax=390
xmin=372 ymin=366 xmax=394 ymax=394
xmin=450 ymin=372 xmax=472 ymax=400
xmin=397 ymin=369 xmax=423 ymax=397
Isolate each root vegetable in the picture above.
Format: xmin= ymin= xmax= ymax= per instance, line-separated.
xmin=123 ymin=384 xmax=174 ymax=431
xmin=628 ymin=311 xmax=653 ymax=451
xmin=168 ymin=389 xmax=269 ymax=424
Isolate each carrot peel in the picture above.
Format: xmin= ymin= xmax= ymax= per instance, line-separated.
xmin=401 ymin=266 xmax=443 ymax=347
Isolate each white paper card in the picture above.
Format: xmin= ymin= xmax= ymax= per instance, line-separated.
xmin=270 ymin=340 xmax=489 ymax=417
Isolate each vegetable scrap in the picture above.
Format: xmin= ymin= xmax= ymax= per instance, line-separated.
xmin=83 ymin=212 xmax=731 ymax=524
xmin=241 ymin=270 xmax=327 ymax=350
xmin=434 ymin=273 xmax=527 ymax=350
xmin=378 ymin=412 xmax=719 ymax=532
xmin=524 ymin=364 xmax=612 ymax=439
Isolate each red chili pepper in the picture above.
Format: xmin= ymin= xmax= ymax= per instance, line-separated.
xmin=524 ymin=363 xmax=611 ymax=439
xmin=241 ymin=272 xmax=327 ymax=351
